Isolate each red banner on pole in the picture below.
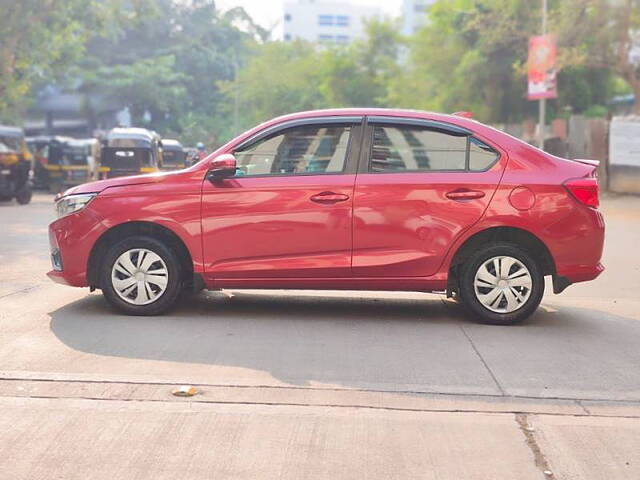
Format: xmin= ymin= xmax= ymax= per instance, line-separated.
xmin=528 ymin=35 xmax=557 ymax=100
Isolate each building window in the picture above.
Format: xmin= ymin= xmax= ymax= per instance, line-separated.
xmin=318 ymin=34 xmax=334 ymax=42
xmin=318 ymin=14 xmax=334 ymax=26
xmin=336 ymin=35 xmax=349 ymax=44
xmin=284 ymin=33 xmax=291 ymax=41
xmin=284 ymin=13 xmax=291 ymax=22
xmin=336 ymin=15 xmax=349 ymax=27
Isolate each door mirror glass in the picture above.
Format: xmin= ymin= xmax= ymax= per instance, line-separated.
xmin=207 ymin=154 xmax=237 ymax=180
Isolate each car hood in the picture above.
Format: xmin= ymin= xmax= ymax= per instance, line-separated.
xmin=61 ymin=172 xmax=174 ymax=197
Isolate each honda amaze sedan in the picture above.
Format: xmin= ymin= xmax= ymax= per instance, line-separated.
xmin=48 ymin=109 xmax=604 ymax=324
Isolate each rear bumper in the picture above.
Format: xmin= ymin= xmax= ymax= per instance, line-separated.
xmin=553 ymin=262 xmax=604 ymax=293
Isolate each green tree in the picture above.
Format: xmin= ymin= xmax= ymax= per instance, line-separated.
xmin=319 ymin=20 xmax=403 ymax=107
xmin=0 ymin=0 xmax=93 ymax=120
xmin=221 ymin=20 xmax=402 ymax=142
xmin=553 ymin=0 xmax=640 ymax=114
xmin=388 ymin=0 xmax=539 ymax=123
xmin=79 ymin=0 xmax=256 ymax=137
xmin=219 ymin=41 xmax=327 ymax=137
xmin=0 ymin=0 xmax=160 ymax=122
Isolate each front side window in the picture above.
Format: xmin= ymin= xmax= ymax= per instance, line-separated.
xmin=0 ymin=136 xmax=20 ymax=153
xmin=234 ymin=124 xmax=352 ymax=176
xmin=370 ymin=125 xmax=467 ymax=172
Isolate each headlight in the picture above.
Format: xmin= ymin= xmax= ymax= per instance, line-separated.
xmin=55 ymin=193 xmax=97 ymax=218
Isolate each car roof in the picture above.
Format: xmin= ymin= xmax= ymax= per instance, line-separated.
xmin=265 ymin=108 xmax=478 ymax=126
xmin=0 ymin=125 xmax=24 ymax=137
xmin=162 ymin=139 xmax=183 ymax=149
xmin=106 ymin=127 xmax=155 ymax=141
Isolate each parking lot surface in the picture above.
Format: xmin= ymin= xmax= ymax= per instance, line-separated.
xmin=1 ymin=193 xmax=639 ymax=479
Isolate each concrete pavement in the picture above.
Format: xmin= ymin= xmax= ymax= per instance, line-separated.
xmin=0 ymin=193 xmax=639 ymax=479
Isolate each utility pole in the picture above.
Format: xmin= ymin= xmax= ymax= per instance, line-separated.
xmin=231 ymin=50 xmax=239 ymax=136
xmin=538 ymin=0 xmax=548 ymax=149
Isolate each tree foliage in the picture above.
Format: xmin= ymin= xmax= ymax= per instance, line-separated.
xmin=79 ymin=0 xmax=254 ymax=134
xmin=553 ymin=0 xmax=640 ymax=113
xmin=0 ymin=0 xmax=98 ymax=120
xmin=1 ymin=0 xmax=637 ymax=143
xmin=221 ymin=20 xmax=402 ymax=139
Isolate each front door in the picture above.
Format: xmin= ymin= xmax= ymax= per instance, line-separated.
xmin=201 ymin=119 xmax=362 ymax=281
xmin=352 ymin=118 xmax=506 ymax=277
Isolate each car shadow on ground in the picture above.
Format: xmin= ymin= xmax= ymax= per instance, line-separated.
xmin=49 ymin=291 xmax=640 ymax=398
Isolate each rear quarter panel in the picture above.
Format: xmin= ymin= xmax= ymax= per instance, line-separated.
xmin=437 ymin=137 xmax=604 ymax=280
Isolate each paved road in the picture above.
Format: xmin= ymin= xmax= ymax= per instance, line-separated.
xmin=1 ymin=193 xmax=639 ymax=479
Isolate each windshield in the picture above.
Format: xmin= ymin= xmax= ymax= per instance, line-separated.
xmin=0 ymin=135 xmax=20 ymax=153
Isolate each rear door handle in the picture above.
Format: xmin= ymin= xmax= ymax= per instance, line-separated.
xmin=310 ymin=192 xmax=350 ymax=203
xmin=446 ymin=189 xmax=486 ymax=200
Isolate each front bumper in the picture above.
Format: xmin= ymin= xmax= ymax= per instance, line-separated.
xmin=47 ymin=207 xmax=106 ymax=287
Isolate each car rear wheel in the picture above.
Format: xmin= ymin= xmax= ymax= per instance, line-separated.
xmin=459 ymin=243 xmax=544 ymax=325
xmin=100 ymin=236 xmax=182 ymax=315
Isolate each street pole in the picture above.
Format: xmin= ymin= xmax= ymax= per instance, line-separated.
xmin=232 ymin=50 xmax=240 ymax=136
xmin=538 ymin=0 xmax=547 ymax=149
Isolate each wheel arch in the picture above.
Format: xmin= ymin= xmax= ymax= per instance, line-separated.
xmin=87 ymin=221 xmax=194 ymax=289
xmin=447 ymin=226 xmax=556 ymax=294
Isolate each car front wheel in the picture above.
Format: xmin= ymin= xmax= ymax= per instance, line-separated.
xmin=100 ymin=236 xmax=183 ymax=315
xmin=459 ymin=243 xmax=544 ymax=325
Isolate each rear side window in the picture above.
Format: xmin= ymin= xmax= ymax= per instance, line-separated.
xmin=371 ymin=125 xmax=467 ymax=172
xmin=234 ymin=124 xmax=351 ymax=176
xmin=469 ymin=137 xmax=499 ymax=171
xmin=369 ymin=125 xmax=499 ymax=173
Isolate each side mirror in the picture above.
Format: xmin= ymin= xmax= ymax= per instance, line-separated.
xmin=207 ymin=153 xmax=237 ymax=181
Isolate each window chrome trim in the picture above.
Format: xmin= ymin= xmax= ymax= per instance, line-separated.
xmin=234 ymin=116 xmax=363 ymax=152
xmin=367 ymin=116 xmax=471 ymax=136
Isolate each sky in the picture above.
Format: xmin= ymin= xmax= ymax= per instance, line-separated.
xmin=218 ymin=0 xmax=404 ymax=34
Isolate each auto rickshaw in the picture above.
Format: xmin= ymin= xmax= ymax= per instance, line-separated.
xmin=26 ymin=135 xmax=52 ymax=190
xmin=99 ymin=128 xmax=161 ymax=179
xmin=159 ymin=139 xmax=186 ymax=171
xmin=47 ymin=137 xmax=101 ymax=192
xmin=0 ymin=125 xmax=33 ymax=204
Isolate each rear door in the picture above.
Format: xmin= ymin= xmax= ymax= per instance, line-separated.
xmin=201 ymin=117 xmax=363 ymax=280
xmin=352 ymin=116 xmax=506 ymax=277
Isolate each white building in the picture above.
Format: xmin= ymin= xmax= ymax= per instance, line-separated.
xmin=401 ymin=0 xmax=437 ymax=36
xmin=282 ymin=0 xmax=381 ymax=45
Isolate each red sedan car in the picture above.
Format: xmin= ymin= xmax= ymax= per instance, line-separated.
xmin=48 ymin=109 xmax=604 ymax=324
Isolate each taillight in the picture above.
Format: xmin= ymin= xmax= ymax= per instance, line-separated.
xmin=564 ymin=177 xmax=599 ymax=208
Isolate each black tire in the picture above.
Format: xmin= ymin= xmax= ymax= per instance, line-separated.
xmin=100 ymin=235 xmax=183 ymax=315
xmin=15 ymin=186 xmax=32 ymax=205
xmin=459 ymin=242 xmax=544 ymax=325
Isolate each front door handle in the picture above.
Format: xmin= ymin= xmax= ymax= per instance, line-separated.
xmin=446 ymin=189 xmax=486 ymax=200
xmin=310 ymin=192 xmax=350 ymax=203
